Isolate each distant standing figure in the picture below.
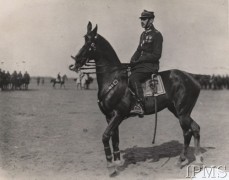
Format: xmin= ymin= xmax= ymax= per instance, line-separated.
xmin=23 ymin=71 xmax=30 ymax=90
xmin=81 ymin=73 xmax=88 ymax=89
xmin=42 ymin=78 xmax=45 ymax=85
xmin=84 ymin=74 xmax=94 ymax=89
xmin=11 ymin=71 xmax=18 ymax=90
xmin=75 ymin=70 xmax=83 ymax=90
xmin=37 ymin=77 xmax=40 ymax=86
xmin=17 ymin=71 xmax=23 ymax=90
xmin=6 ymin=71 xmax=11 ymax=89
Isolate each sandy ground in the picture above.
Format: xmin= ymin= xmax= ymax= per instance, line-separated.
xmin=0 ymin=79 xmax=229 ymax=180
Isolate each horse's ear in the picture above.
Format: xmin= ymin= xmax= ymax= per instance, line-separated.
xmin=92 ymin=24 xmax=98 ymax=36
xmin=87 ymin=21 xmax=92 ymax=33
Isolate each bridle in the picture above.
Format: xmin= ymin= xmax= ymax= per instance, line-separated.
xmin=70 ymin=34 xmax=131 ymax=75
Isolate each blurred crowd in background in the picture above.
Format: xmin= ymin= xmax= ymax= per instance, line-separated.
xmin=194 ymin=74 xmax=229 ymax=90
xmin=1 ymin=67 xmax=229 ymax=91
xmin=0 ymin=68 xmax=30 ymax=91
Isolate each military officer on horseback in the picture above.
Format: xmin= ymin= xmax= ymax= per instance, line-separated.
xmin=57 ymin=72 xmax=61 ymax=82
xmin=129 ymin=10 xmax=163 ymax=117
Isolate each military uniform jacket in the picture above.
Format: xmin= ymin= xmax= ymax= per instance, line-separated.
xmin=131 ymin=25 xmax=163 ymax=73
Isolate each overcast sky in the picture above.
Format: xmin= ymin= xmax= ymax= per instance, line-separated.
xmin=0 ymin=0 xmax=228 ymax=77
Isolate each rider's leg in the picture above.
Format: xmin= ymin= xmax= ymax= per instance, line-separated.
xmin=129 ymin=72 xmax=151 ymax=117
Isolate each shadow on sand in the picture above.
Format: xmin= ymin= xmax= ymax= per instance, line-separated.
xmin=120 ymin=140 xmax=208 ymax=170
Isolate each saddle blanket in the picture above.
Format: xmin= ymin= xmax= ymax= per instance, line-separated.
xmin=142 ymin=75 xmax=166 ymax=97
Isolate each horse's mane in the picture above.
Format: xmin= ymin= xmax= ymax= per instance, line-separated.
xmin=97 ymin=34 xmax=121 ymax=65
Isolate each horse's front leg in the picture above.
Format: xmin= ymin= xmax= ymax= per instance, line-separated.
xmin=103 ymin=111 xmax=123 ymax=176
xmin=111 ymin=127 xmax=124 ymax=168
xmin=112 ymin=127 xmax=120 ymax=161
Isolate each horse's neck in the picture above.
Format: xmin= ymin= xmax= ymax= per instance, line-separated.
xmin=94 ymin=35 xmax=123 ymax=92
xmin=95 ymin=58 xmax=120 ymax=89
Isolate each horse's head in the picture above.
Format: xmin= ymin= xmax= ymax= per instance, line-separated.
xmin=69 ymin=21 xmax=98 ymax=72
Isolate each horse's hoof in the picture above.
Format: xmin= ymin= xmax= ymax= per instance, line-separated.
xmin=195 ymin=154 xmax=204 ymax=165
xmin=193 ymin=159 xmax=204 ymax=167
xmin=180 ymin=159 xmax=189 ymax=168
xmin=175 ymin=160 xmax=181 ymax=168
xmin=175 ymin=158 xmax=188 ymax=169
xmin=107 ymin=162 xmax=118 ymax=177
xmin=114 ymin=160 xmax=124 ymax=167
xmin=109 ymin=169 xmax=118 ymax=177
xmin=108 ymin=166 xmax=118 ymax=177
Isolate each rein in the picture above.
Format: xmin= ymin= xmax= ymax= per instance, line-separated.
xmin=89 ymin=63 xmax=130 ymax=107
xmin=79 ymin=60 xmax=130 ymax=74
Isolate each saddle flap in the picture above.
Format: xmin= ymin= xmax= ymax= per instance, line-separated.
xmin=142 ymin=75 xmax=166 ymax=97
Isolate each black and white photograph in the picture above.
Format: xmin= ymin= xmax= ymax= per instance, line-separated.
xmin=0 ymin=0 xmax=228 ymax=179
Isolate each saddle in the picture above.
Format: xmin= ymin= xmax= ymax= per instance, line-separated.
xmin=142 ymin=74 xmax=166 ymax=97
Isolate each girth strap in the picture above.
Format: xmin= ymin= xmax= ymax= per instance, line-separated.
xmin=98 ymin=79 xmax=119 ymax=103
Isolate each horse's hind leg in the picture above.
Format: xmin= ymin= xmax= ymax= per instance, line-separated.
xmin=175 ymin=115 xmax=193 ymax=167
xmin=190 ymin=117 xmax=203 ymax=165
xmin=168 ymin=105 xmax=190 ymax=165
xmin=177 ymin=115 xmax=202 ymax=167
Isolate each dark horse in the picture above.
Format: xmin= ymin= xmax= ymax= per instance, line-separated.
xmin=50 ymin=75 xmax=67 ymax=88
xmin=69 ymin=22 xmax=203 ymax=176
xmin=22 ymin=75 xmax=30 ymax=90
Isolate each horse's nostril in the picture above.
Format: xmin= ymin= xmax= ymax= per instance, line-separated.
xmin=69 ymin=64 xmax=76 ymax=71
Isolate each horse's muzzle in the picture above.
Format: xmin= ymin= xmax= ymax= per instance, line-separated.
xmin=69 ymin=64 xmax=77 ymax=72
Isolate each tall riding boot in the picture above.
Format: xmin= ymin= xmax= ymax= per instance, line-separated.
xmin=130 ymin=84 xmax=145 ymax=117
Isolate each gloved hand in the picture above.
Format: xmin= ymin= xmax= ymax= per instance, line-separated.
xmin=130 ymin=58 xmax=139 ymax=64
xmin=130 ymin=59 xmax=136 ymax=64
xmin=137 ymin=55 xmax=148 ymax=62
xmin=130 ymin=61 xmax=140 ymax=68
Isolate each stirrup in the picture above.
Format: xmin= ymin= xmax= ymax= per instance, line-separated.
xmin=130 ymin=103 xmax=144 ymax=118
